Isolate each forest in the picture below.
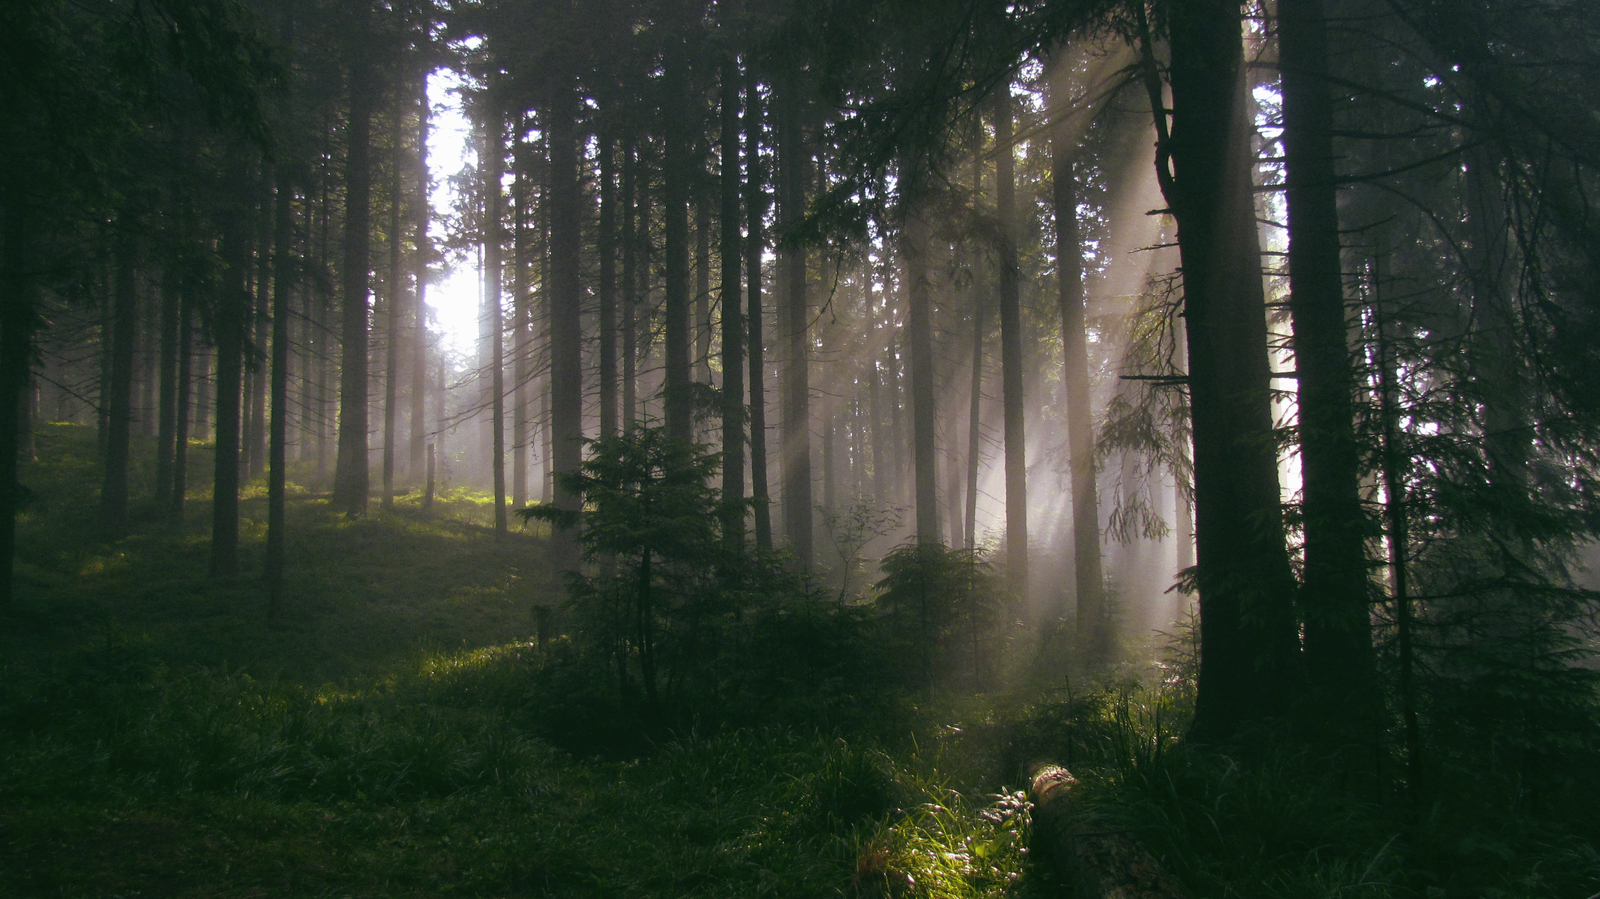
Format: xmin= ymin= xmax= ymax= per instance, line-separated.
xmin=2 ymin=0 xmax=1599 ymax=895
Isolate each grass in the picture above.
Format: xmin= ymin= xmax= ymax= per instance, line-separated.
xmin=6 ymin=423 xmax=1596 ymax=898
xmin=1 ymin=423 xmax=1044 ymax=898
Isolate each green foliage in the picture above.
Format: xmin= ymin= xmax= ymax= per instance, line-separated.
xmin=523 ymin=428 xmax=722 ymax=566
xmin=875 ymin=541 xmax=1004 ymax=689
xmin=0 ymin=632 xmax=1044 ymax=899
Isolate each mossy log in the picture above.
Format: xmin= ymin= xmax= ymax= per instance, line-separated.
xmin=1028 ymin=765 xmax=1187 ymax=899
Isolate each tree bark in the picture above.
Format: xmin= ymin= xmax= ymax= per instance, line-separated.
xmin=154 ymin=272 xmax=180 ymax=509
xmin=663 ymin=48 xmax=694 ymax=444
xmin=1149 ymin=0 xmax=1302 ymax=739
xmin=746 ymin=67 xmax=773 ymax=552
xmin=548 ymin=82 xmax=585 ymax=565
xmin=100 ymin=232 xmax=138 ymax=534
xmin=696 ymin=192 xmax=712 ymax=387
xmin=383 ymin=107 xmax=404 ymax=511
xmin=247 ymin=189 xmax=269 ymax=481
xmin=267 ymin=169 xmax=294 ymax=616
xmin=172 ymin=289 xmax=193 ymax=520
xmin=778 ymin=73 xmax=812 ymax=565
xmin=904 ymin=209 xmax=939 ymax=545
xmin=484 ymin=113 xmax=508 ymax=537
xmin=622 ymin=137 xmax=639 ymax=433
xmin=1279 ymin=0 xmax=1373 ymax=716
xmin=598 ymin=134 xmax=619 ymax=439
xmin=0 ymin=197 xmax=39 ymax=610
xmin=994 ymin=90 xmax=1028 ymax=595
xmin=410 ymin=73 xmax=430 ymax=482
xmin=1029 ymin=766 xmax=1188 ymax=899
xmin=1052 ymin=142 xmax=1106 ymax=664
xmin=333 ymin=28 xmax=374 ymax=517
xmin=720 ymin=55 xmax=746 ymax=551
xmin=512 ymin=133 xmax=532 ymax=509
xmin=212 ymin=169 xmax=250 ymax=577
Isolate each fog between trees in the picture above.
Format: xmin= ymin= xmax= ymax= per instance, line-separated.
xmin=4 ymin=0 xmax=1599 ymax=750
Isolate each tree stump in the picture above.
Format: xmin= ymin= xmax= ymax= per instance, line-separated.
xmin=1028 ymin=765 xmax=1187 ymax=899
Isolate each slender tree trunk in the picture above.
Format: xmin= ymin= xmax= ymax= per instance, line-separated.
xmin=383 ymin=107 xmax=404 ymax=511
xmin=512 ymin=135 xmax=531 ymax=508
xmin=0 ymin=198 xmax=39 ymax=610
xmin=778 ymin=74 xmax=812 ymax=565
xmin=541 ymin=164 xmax=556 ymax=505
xmin=385 ymin=103 xmax=409 ymax=508
xmin=212 ymin=171 xmax=250 ymax=578
xmin=313 ymin=165 xmax=331 ymax=476
xmin=663 ymin=50 xmax=693 ymax=443
xmin=172 ymin=290 xmax=193 ymax=520
xmin=720 ymin=56 xmax=746 ymax=551
xmin=904 ymin=210 xmax=939 ymax=545
xmin=696 ymin=194 xmax=712 ymax=386
xmin=410 ymin=75 xmax=430 ymax=483
xmin=155 ymin=273 xmax=180 ymax=509
xmin=995 ymin=90 xmax=1028 ymax=594
xmin=964 ymin=148 xmax=985 ymax=550
xmin=484 ymin=115 xmax=508 ymax=537
xmin=1052 ymin=141 xmax=1106 ymax=663
xmin=622 ymin=138 xmax=639 ymax=433
xmin=101 ymin=233 xmax=138 ymax=534
xmin=1373 ymin=249 xmax=1420 ymax=799
xmin=745 ymin=68 xmax=773 ymax=552
xmin=548 ymin=82 xmax=585 ymax=564
xmin=267 ymin=169 xmax=294 ymax=616
xmin=247 ymin=191 xmax=269 ymax=481
xmin=333 ymin=32 xmax=374 ymax=516
xmin=1145 ymin=0 xmax=1301 ymax=739
xmin=1280 ymin=0 xmax=1372 ymax=716
xmin=599 ymin=135 xmax=619 ymax=438
xmin=965 ymin=272 xmax=984 ymax=551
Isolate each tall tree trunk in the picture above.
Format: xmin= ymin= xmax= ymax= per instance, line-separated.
xmin=313 ymin=163 xmax=331 ymax=476
xmin=720 ymin=56 xmax=746 ymax=551
xmin=994 ymin=90 xmax=1028 ymax=594
xmin=212 ymin=170 xmax=250 ymax=578
xmin=778 ymin=74 xmax=812 ymax=565
xmin=383 ymin=106 xmax=404 ymax=511
xmin=904 ymin=210 xmax=939 ymax=545
xmin=484 ymin=115 xmax=508 ymax=537
xmin=1144 ymin=0 xmax=1301 ymax=740
xmin=101 ymin=233 xmax=138 ymax=534
xmin=172 ymin=289 xmax=193 ymax=520
xmin=1052 ymin=141 xmax=1106 ymax=664
xmin=663 ymin=50 xmax=693 ymax=443
xmin=622 ymin=138 xmax=639 ymax=433
xmin=964 ymin=148 xmax=985 ymax=550
xmin=1279 ymin=0 xmax=1372 ymax=716
xmin=599 ymin=134 xmax=619 ymax=439
xmin=745 ymin=67 xmax=773 ymax=552
xmin=541 ymin=162 xmax=556 ymax=505
xmin=410 ymin=75 xmax=430 ymax=483
xmin=0 ymin=198 xmax=39 ymax=610
xmin=696 ymin=193 xmax=712 ymax=386
xmin=333 ymin=31 xmax=374 ymax=516
xmin=155 ymin=273 xmax=180 ymax=509
xmin=247 ymin=190 xmax=270 ymax=481
xmin=965 ymin=268 xmax=984 ymax=551
xmin=267 ymin=169 xmax=294 ymax=616
xmin=548 ymin=82 xmax=585 ymax=565
xmin=512 ymin=134 xmax=532 ymax=508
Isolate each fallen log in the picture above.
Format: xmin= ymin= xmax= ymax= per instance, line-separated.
xmin=1028 ymin=765 xmax=1188 ymax=899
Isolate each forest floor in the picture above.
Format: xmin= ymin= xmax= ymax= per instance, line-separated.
xmin=0 ymin=425 xmax=1046 ymax=898
xmin=3 ymin=424 xmax=1598 ymax=898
